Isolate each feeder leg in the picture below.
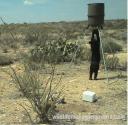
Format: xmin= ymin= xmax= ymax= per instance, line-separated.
xmin=99 ymin=30 xmax=109 ymax=83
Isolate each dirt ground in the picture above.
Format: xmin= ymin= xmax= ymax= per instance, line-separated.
xmin=0 ymin=61 xmax=127 ymax=125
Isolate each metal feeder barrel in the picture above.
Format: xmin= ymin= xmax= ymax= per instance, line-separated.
xmin=88 ymin=3 xmax=104 ymax=27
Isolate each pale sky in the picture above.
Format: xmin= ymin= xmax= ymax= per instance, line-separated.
xmin=0 ymin=0 xmax=127 ymax=23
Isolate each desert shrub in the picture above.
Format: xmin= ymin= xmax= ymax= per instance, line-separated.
xmin=25 ymin=62 xmax=43 ymax=71
xmin=119 ymin=61 xmax=127 ymax=71
xmin=28 ymin=38 xmax=84 ymax=64
xmin=102 ymin=38 xmax=122 ymax=53
xmin=111 ymin=30 xmax=127 ymax=42
xmin=0 ymin=54 xmax=13 ymax=66
xmin=24 ymin=29 xmax=49 ymax=45
xmin=25 ymin=32 xmax=39 ymax=44
xmin=105 ymin=55 xmax=120 ymax=70
xmin=11 ymin=65 xmax=62 ymax=123
xmin=82 ymin=46 xmax=91 ymax=61
xmin=19 ymin=52 xmax=43 ymax=70
xmin=0 ymin=33 xmax=19 ymax=51
xmin=2 ymin=46 xmax=9 ymax=53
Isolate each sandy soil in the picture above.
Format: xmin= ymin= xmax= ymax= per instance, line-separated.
xmin=0 ymin=61 xmax=127 ymax=125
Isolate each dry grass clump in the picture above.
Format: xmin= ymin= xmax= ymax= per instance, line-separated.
xmin=11 ymin=65 xmax=63 ymax=124
xmin=102 ymin=38 xmax=122 ymax=53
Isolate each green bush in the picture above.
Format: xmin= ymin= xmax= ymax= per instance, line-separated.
xmin=102 ymin=38 xmax=122 ymax=53
xmin=0 ymin=54 xmax=13 ymax=66
xmin=28 ymin=38 xmax=84 ymax=64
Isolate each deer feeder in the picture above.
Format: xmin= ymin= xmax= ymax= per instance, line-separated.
xmin=88 ymin=3 xmax=104 ymax=29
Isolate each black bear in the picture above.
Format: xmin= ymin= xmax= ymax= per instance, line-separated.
xmin=89 ymin=29 xmax=101 ymax=80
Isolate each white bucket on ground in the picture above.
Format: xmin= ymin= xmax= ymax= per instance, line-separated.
xmin=82 ymin=91 xmax=97 ymax=102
